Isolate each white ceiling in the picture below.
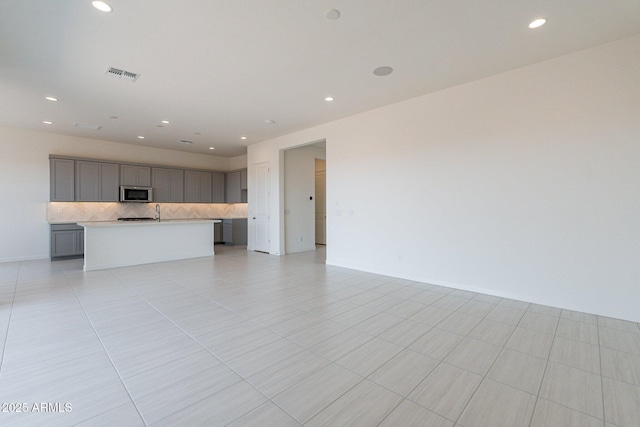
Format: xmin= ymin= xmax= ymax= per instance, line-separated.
xmin=1 ymin=1 xmax=639 ymax=157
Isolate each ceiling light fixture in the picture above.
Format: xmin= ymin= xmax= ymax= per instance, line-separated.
xmin=325 ymin=96 xmax=334 ymax=102
xmin=179 ymin=140 xmax=193 ymax=145
xmin=264 ymin=119 xmax=276 ymax=124
xmin=529 ymin=18 xmax=546 ymax=29
xmin=161 ymin=120 xmax=170 ymax=124
xmin=240 ymin=136 xmax=247 ymax=140
xmin=91 ymin=1 xmax=112 ymax=13
xmin=137 ymin=136 xmax=145 ymax=139
xmin=42 ymin=120 xmax=53 ymax=125
xmin=45 ymin=96 xmax=58 ymax=102
xmin=325 ymin=9 xmax=341 ymax=20
xmin=209 ymin=147 xmax=215 ymax=150
xmin=373 ymin=66 xmax=394 ymax=76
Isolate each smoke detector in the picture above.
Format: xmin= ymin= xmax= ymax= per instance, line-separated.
xmin=105 ymin=67 xmax=140 ymax=82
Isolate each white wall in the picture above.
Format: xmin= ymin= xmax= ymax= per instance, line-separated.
xmin=248 ymin=35 xmax=640 ymax=322
xmin=229 ymin=154 xmax=248 ymax=171
xmin=0 ymin=126 xmax=246 ymax=262
xmin=284 ymin=145 xmax=326 ymax=253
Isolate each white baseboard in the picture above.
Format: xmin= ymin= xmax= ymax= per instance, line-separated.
xmin=326 ymin=257 xmax=640 ymax=323
xmin=0 ymin=254 xmax=49 ymax=263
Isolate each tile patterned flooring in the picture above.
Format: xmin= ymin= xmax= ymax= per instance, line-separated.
xmin=0 ymin=245 xmax=639 ymax=426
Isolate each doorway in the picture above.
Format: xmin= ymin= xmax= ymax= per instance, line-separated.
xmin=315 ymin=159 xmax=326 ymax=245
xmin=252 ymin=161 xmax=270 ymax=253
xmin=282 ymin=141 xmax=326 ymax=254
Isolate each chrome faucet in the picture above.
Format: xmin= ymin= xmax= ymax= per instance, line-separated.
xmin=155 ymin=204 xmax=161 ymax=221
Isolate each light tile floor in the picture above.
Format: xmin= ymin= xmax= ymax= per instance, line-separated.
xmin=1 ymin=245 xmax=639 ymax=426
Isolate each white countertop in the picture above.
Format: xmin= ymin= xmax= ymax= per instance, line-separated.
xmin=78 ymin=219 xmax=221 ymax=227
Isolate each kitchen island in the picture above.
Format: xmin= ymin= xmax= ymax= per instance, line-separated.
xmin=78 ymin=219 xmax=220 ymax=271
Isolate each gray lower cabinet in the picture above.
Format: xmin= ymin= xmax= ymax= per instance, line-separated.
xmin=50 ymin=223 xmax=84 ymax=260
xmin=76 ymin=161 xmax=119 ymax=201
xmin=121 ymin=165 xmax=151 ymax=187
xmin=222 ymin=219 xmax=248 ymax=245
xmin=214 ymin=222 xmax=223 ymax=243
xmin=152 ymin=167 xmax=184 ymax=202
xmin=185 ymin=170 xmax=212 ymax=203
xmin=50 ymin=158 xmax=75 ymax=201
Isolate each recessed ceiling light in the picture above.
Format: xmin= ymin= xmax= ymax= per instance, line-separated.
xmin=137 ymin=136 xmax=145 ymax=139
xmin=264 ymin=119 xmax=276 ymax=124
xmin=529 ymin=18 xmax=546 ymax=29
xmin=161 ymin=120 xmax=170 ymax=124
xmin=156 ymin=125 xmax=164 ymax=128
xmin=42 ymin=120 xmax=53 ymax=125
xmin=179 ymin=140 xmax=193 ymax=145
xmin=325 ymin=9 xmax=341 ymax=20
xmin=325 ymin=96 xmax=334 ymax=102
xmin=209 ymin=147 xmax=215 ymax=150
xmin=91 ymin=1 xmax=112 ymax=13
xmin=240 ymin=136 xmax=247 ymax=140
xmin=373 ymin=66 xmax=394 ymax=77
xmin=45 ymin=96 xmax=58 ymax=102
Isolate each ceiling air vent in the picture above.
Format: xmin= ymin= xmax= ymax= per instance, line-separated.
xmin=105 ymin=67 xmax=140 ymax=82
xmin=178 ymin=140 xmax=194 ymax=145
xmin=74 ymin=121 xmax=102 ymax=130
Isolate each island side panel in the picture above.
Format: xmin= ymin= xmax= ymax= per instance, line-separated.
xmin=82 ymin=222 xmax=214 ymax=271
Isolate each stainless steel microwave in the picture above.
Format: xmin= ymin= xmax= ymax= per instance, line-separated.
xmin=120 ymin=186 xmax=153 ymax=202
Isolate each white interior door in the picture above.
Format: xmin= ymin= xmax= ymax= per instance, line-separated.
xmin=253 ymin=162 xmax=270 ymax=252
xmin=315 ymin=163 xmax=326 ymax=245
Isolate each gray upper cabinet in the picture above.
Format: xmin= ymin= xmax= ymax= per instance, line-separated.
xmin=226 ymin=170 xmax=247 ymax=203
xmin=240 ymin=169 xmax=247 ymax=190
xmin=50 ymin=158 xmax=75 ymax=201
xmin=49 ymin=155 xmax=240 ymax=204
xmin=212 ymin=173 xmax=225 ymax=203
xmin=121 ymin=165 xmax=151 ymax=187
xmin=152 ymin=167 xmax=184 ymax=203
xmin=184 ymin=170 xmax=212 ymax=203
xmin=76 ymin=161 xmax=119 ymax=202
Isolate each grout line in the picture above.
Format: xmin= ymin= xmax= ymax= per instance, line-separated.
xmin=597 ymin=317 xmax=607 ymax=426
xmin=527 ymin=307 xmax=563 ymax=427
xmin=449 ymin=308 xmax=528 ymax=426
xmin=0 ymin=263 xmax=20 ymax=379
xmin=116 ymin=273 xmax=309 ymax=425
xmin=70 ymin=274 xmax=149 ymax=427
